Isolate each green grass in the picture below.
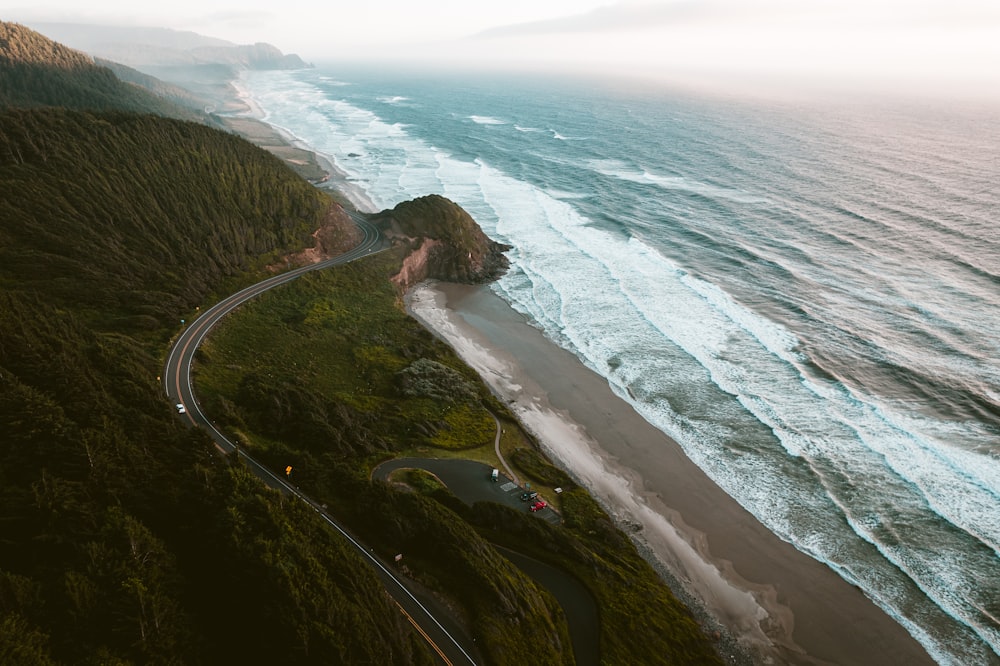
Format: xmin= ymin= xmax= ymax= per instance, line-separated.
xmin=401 ymin=468 xmax=446 ymax=494
xmin=510 ymin=447 xmax=575 ymax=489
xmin=195 ymin=253 xmax=502 ymax=458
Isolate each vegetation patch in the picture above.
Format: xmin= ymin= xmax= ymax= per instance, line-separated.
xmin=402 ymin=468 xmax=446 ymax=494
xmin=510 ymin=447 xmax=575 ymax=489
xmin=0 ymin=106 xmax=326 ymax=349
xmin=194 ymin=255 xmax=497 ymax=456
xmin=397 ymin=358 xmax=479 ymax=403
xmin=431 ymin=405 xmax=496 ymax=450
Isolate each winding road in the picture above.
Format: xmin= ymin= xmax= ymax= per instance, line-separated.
xmin=162 ymin=212 xmax=479 ymax=666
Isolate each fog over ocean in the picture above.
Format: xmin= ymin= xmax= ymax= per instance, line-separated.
xmin=241 ymin=66 xmax=1000 ymax=664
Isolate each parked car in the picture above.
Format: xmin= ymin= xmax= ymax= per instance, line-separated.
xmin=529 ymin=500 xmax=547 ymax=512
xmin=520 ymin=491 xmax=539 ymax=502
xmin=490 ymin=468 xmax=499 ymax=482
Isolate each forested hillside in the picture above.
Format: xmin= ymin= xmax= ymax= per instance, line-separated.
xmin=0 ymin=108 xmax=325 ymax=335
xmin=0 ymin=22 xmax=434 ymax=664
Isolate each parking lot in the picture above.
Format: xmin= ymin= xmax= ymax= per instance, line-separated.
xmin=372 ymin=457 xmax=561 ymax=525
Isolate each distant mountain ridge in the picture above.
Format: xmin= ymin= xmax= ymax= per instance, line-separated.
xmin=0 ymin=21 xmax=208 ymax=120
xmin=24 ymin=22 xmax=310 ymax=69
xmin=0 ymin=19 xmax=93 ymax=68
xmin=95 ymin=57 xmax=212 ymax=112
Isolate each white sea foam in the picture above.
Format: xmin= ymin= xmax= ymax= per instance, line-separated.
xmin=586 ymin=157 xmax=769 ymax=204
xmin=378 ymin=95 xmax=409 ymax=104
xmin=545 ymin=188 xmax=591 ymax=201
xmin=550 ymin=129 xmax=586 ymax=141
xmin=469 ymin=115 xmax=506 ymax=125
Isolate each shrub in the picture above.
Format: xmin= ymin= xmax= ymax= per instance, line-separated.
xmin=396 ymin=358 xmax=479 ymax=403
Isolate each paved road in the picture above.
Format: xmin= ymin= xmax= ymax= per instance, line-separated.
xmin=163 ymin=214 xmax=479 ymax=666
xmin=373 ymin=458 xmax=599 ymax=665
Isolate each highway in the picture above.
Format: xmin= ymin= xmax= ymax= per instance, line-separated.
xmin=162 ymin=212 xmax=479 ymax=666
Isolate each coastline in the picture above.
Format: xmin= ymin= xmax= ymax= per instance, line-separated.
xmin=209 ymin=71 xmax=936 ymax=665
xmin=405 ymin=281 xmax=936 ymax=666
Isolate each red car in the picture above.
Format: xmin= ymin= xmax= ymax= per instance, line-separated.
xmin=529 ymin=500 xmax=547 ymax=512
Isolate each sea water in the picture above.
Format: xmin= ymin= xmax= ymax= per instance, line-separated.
xmin=240 ymin=65 xmax=1000 ymax=664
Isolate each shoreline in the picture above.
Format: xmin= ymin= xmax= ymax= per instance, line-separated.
xmin=405 ymin=281 xmax=936 ymax=666
xmin=210 ymin=70 xmax=935 ymax=665
xmin=222 ymin=74 xmax=380 ymax=214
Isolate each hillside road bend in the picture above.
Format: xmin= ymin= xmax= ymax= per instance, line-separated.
xmin=163 ymin=213 xmax=479 ymax=665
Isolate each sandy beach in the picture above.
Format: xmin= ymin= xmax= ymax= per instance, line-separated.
xmin=406 ymin=281 xmax=936 ymax=666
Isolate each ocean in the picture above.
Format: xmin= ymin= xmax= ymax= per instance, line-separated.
xmin=239 ymin=65 xmax=1000 ymax=665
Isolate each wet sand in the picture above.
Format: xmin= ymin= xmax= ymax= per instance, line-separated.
xmin=406 ymin=280 xmax=936 ymax=666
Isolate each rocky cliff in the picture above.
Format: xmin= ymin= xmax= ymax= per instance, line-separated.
xmin=372 ymin=194 xmax=510 ymax=291
xmin=276 ymin=201 xmax=361 ymax=269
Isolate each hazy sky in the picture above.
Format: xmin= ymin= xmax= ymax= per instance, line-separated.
xmin=5 ymin=0 xmax=1000 ymax=97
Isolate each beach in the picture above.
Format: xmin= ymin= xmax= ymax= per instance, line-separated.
xmin=406 ymin=281 xmax=936 ymax=666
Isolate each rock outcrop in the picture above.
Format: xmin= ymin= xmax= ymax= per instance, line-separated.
xmin=372 ymin=194 xmax=510 ymax=291
xmin=274 ymin=202 xmax=361 ymax=270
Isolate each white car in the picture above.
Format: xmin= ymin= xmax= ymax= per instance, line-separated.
xmin=176 ymin=403 xmax=186 ymax=414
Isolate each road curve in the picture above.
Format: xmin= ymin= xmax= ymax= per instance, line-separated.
xmin=372 ymin=458 xmax=599 ymax=665
xmin=162 ymin=213 xmax=479 ymax=666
